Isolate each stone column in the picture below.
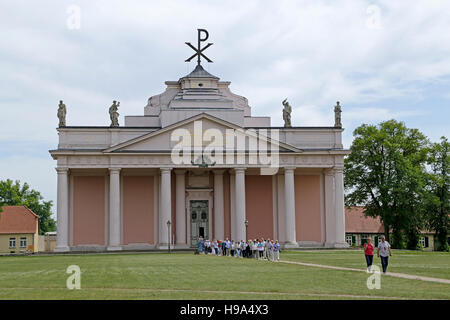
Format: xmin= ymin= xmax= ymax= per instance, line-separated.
xmin=334 ymin=168 xmax=348 ymax=247
xmin=284 ymin=167 xmax=298 ymax=247
xmin=213 ymin=170 xmax=225 ymax=241
xmin=175 ymin=169 xmax=187 ymax=248
xmin=159 ymin=168 xmax=172 ymax=248
xmin=108 ymin=168 xmax=121 ymax=251
xmin=324 ymin=169 xmax=336 ymax=246
xmin=234 ymin=168 xmax=246 ymax=241
xmin=54 ymin=167 xmax=70 ymax=252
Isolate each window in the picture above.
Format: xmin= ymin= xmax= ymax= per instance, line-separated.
xmin=346 ymin=235 xmax=353 ymax=246
xmin=374 ymin=236 xmax=379 ymax=247
xmin=419 ymin=236 xmax=429 ymax=248
xmin=20 ymin=237 xmax=27 ymax=248
xmin=9 ymin=238 xmax=16 ymax=248
xmin=361 ymin=234 xmax=370 ymax=245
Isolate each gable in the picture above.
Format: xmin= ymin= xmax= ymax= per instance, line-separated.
xmin=0 ymin=206 xmax=38 ymax=234
xmin=105 ymin=113 xmax=301 ymax=153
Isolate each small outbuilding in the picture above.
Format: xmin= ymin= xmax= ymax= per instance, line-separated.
xmin=0 ymin=205 xmax=39 ymax=254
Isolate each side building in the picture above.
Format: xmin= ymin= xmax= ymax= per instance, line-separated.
xmin=345 ymin=206 xmax=435 ymax=251
xmin=0 ymin=206 xmax=39 ymax=254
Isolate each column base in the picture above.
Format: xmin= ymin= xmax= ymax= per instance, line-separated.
xmin=156 ymin=244 xmax=172 ymax=250
xmin=325 ymin=242 xmax=349 ymax=248
xmin=54 ymin=246 xmax=70 ymax=253
xmin=174 ymin=244 xmax=191 ymax=249
xmin=333 ymin=242 xmax=350 ymax=248
xmin=282 ymin=241 xmax=299 ymax=249
xmin=106 ymin=246 xmax=122 ymax=251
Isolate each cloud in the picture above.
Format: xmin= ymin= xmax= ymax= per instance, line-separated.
xmin=1 ymin=0 xmax=449 ymax=206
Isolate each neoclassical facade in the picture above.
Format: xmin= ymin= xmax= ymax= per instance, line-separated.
xmin=50 ymin=64 xmax=349 ymax=252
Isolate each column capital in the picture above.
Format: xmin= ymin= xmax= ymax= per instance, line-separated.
xmin=233 ymin=167 xmax=247 ymax=173
xmin=333 ymin=167 xmax=344 ymax=174
xmin=55 ymin=167 xmax=69 ymax=173
xmin=109 ymin=167 xmax=121 ymax=173
xmin=284 ymin=166 xmax=296 ymax=172
xmin=160 ymin=167 xmax=172 ymax=174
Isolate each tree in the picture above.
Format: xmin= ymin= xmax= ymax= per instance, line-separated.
xmin=0 ymin=179 xmax=56 ymax=234
xmin=425 ymin=137 xmax=449 ymax=251
xmin=344 ymin=120 xmax=429 ymax=248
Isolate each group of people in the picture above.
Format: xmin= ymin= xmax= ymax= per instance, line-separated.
xmin=363 ymin=235 xmax=392 ymax=273
xmin=196 ymin=234 xmax=393 ymax=273
xmin=196 ymin=237 xmax=281 ymax=261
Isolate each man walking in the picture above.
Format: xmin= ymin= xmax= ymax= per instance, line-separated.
xmin=377 ymin=235 xmax=392 ymax=274
xmin=273 ymin=240 xmax=280 ymax=261
xmin=266 ymin=239 xmax=273 ymax=261
xmin=225 ymin=238 xmax=231 ymax=256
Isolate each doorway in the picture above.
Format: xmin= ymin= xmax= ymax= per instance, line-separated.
xmin=190 ymin=200 xmax=209 ymax=247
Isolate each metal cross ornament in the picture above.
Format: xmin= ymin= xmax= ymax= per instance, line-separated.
xmin=185 ymin=29 xmax=213 ymax=65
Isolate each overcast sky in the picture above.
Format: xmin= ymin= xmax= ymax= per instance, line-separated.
xmin=1 ymin=0 xmax=449 ymax=216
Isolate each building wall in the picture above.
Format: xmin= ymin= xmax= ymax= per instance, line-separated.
xmin=223 ymin=172 xmax=231 ymax=239
xmin=294 ymin=175 xmax=322 ymax=242
xmin=38 ymin=235 xmax=57 ymax=252
xmin=0 ymin=233 xmax=35 ymax=253
xmin=72 ymin=175 xmax=106 ymax=246
xmin=245 ymin=175 xmax=273 ymax=240
xmin=122 ymin=175 xmax=155 ymax=244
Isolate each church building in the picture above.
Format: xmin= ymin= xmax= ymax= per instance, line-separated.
xmin=50 ymin=31 xmax=349 ymax=252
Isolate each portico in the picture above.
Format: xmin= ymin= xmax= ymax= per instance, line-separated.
xmin=51 ymin=156 xmax=348 ymax=252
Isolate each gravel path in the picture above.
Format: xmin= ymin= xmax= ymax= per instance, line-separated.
xmin=279 ymin=260 xmax=450 ymax=284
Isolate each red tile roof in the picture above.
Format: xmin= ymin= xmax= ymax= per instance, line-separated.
xmin=345 ymin=206 xmax=384 ymax=233
xmin=0 ymin=206 xmax=39 ymax=234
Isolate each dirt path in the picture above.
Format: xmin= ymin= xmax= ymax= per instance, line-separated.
xmin=279 ymin=260 xmax=450 ymax=284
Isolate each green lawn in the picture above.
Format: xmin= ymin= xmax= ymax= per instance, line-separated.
xmin=0 ymin=251 xmax=448 ymax=300
xmin=283 ymin=249 xmax=450 ymax=280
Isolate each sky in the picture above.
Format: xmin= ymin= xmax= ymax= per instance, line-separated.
xmin=0 ymin=0 xmax=449 ymax=217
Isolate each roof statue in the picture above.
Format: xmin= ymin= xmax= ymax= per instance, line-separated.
xmin=109 ymin=100 xmax=120 ymax=127
xmin=57 ymin=100 xmax=67 ymax=127
xmin=282 ymin=98 xmax=292 ymax=128
xmin=334 ymin=101 xmax=342 ymax=127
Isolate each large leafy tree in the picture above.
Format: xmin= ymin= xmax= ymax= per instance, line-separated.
xmin=0 ymin=179 xmax=56 ymax=234
xmin=425 ymin=137 xmax=449 ymax=251
xmin=344 ymin=120 xmax=429 ymax=248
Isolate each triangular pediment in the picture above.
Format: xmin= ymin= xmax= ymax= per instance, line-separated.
xmin=104 ymin=113 xmax=302 ymax=153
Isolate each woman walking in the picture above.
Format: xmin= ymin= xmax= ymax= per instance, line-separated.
xmin=363 ymin=238 xmax=374 ymax=272
xmin=252 ymin=240 xmax=258 ymax=259
xmin=258 ymin=239 xmax=264 ymax=259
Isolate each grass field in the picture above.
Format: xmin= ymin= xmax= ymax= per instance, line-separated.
xmin=0 ymin=250 xmax=448 ymax=300
xmin=283 ymin=249 xmax=450 ymax=279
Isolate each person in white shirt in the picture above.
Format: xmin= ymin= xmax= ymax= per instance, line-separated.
xmin=258 ymin=239 xmax=264 ymax=258
xmin=377 ymin=235 xmax=392 ymax=273
xmin=225 ymin=238 xmax=231 ymax=256
xmin=235 ymin=241 xmax=241 ymax=257
xmin=252 ymin=240 xmax=258 ymax=259
xmin=273 ymin=240 xmax=280 ymax=261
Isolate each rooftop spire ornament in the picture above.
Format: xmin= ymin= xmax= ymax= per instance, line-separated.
xmin=185 ymin=29 xmax=213 ymax=66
